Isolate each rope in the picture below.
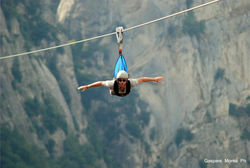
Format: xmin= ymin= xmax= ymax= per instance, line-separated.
xmin=0 ymin=0 xmax=221 ymax=60
xmin=124 ymin=0 xmax=221 ymax=32
xmin=0 ymin=32 xmax=116 ymax=60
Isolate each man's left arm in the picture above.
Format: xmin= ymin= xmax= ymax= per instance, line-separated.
xmin=137 ymin=76 xmax=164 ymax=84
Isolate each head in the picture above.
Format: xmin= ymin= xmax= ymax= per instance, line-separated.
xmin=116 ymin=71 xmax=128 ymax=91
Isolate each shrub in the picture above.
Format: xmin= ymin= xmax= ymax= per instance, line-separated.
xmin=246 ymin=104 xmax=250 ymax=116
xmin=175 ymin=127 xmax=194 ymax=146
xmin=150 ymin=128 xmax=157 ymax=141
xmin=199 ymin=160 xmax=207 ymax=168
xmin=183 ymin=11 xmax=205 ymax=39
xmin=214 ymin=68 xmax=225 ymax=81
xmin=240 ymin=128 xmax=250 ymax=141
xmin=105 ymin=125 xmax=120 ymax=142
xmin=47 ymin=55 xmax=72 ymax=108
xmin=156 ymin=162 xmax=163 ymax=168
xmin=61 ymin=134 xmax=100 ymax=168
xmin=1 ymin=0 xmax=18 ymax=30
xmin=24 ymin=96 xmax=68 ymax=135
xmin=228 ymin=103 xmax=240 ymax=117
xmin=186 ymin=0 xmax=193 ymax=8
xmin=229 ymin=103 xmax=249 ymax=118
xmin=13 ymin=0 xmax=59 ymax=47
xmin=0 ymin=126 xmax=58 ymax=168
xmin=139 ymin=111 xmax=151 ymax=127
xmin=32 ymin=121 xmax=46 ymax=140
xmin=11 ymin=59 xmax=22 ymax=83
xmin=126 ymin=122 xmax=142 ymax=139
xmin=46 ymin=139 xmax=55 ymax=154
xmin=168 ymin=24 xmax=181 ymax=38
xmin=24 ymin=97 xmax=43 ymax=117
xmin=43 ymin=96 xmax=68 ymax=134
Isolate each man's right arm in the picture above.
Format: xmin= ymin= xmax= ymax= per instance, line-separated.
xmin=78 ymin=80 xmax=114 ymax=92
xmin=78 ymin=81 xmax=105 ymax=92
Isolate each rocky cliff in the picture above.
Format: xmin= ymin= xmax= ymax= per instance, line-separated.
xmin=0 ymin=0 xmax=249 ymax=167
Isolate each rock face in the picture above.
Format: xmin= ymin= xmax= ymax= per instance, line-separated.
xmin=0 ymin=0 xmax=249 ymax=167
xmin=57 ymin=0 xmax=75 ymax=23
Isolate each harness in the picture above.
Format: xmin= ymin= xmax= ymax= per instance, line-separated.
xmin=113 ymin=79 xmax=131 ymax=97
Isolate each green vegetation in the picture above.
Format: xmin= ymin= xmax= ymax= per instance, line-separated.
xmin=2 ymin=0 xmax=59 ymax=48
xmin=150 ymin=128 xmax=157 ymax=141
xmin=19 ymin=15 xmax=57 ymax=47
xmin=46 ymin=139 xmax=56 ymax=155
xmin=47 ymin=55 xmax=71 ymax=108
xmin=228 ymin=103 xmax=239 ymax=117
xmin=205 ymin=111 xmax=212 ymax=123
xmin=31 ymin=120 xmax=46 ymax=140
xmin=70 ymin=37 xmax=149 ymax=166
xmin=24 ymin=96 xmax=68 ymax=135
xmin=0 ymin=126 xmax=59 ymax=168
xmin=72 ymin=116 xmax=80 ymax=131
xmin=1 ymin=0 xmax=18 ymax=30
xmin=240 ymin=128 xmax=250 ymax=141
xmin=3 ymin=1 xmax=152 ymax=167
xmin=49 ymin=0 xmax=61 ymax=14
xmin=105 ymin=125 xmax=121 ymax=142
xmin=24 ymin=97 xmax=43 ymax=117
xmin=144 ymin=141 xmax=151 ymax=154
xmin=139 ymin=111 xmax=151 ymax=127
xmin=42 ymin=95 xmax=68 ymax=134
xmin=0 ymin=127 xmax=102 ymax=168
xmin=85 ymin=122 xmax=124 ymax=168
xmin=246 ymin=104 xmax=250 ymax=116
xmin=186 ymin=0 xmax=193 ymax=8
xmin=229 ymin=103 xmax=250 ymax=118
xmin=93 ymin=107 xmax=119 ymax=128
xmin=229 ymin=103 xmax=250 ymax=141
xmin=183 ymin=11 xmax=205 ymax=39
xmin=11 ymin=58 xmax=22 ymax=82
xmin=183 ymin=0 xmax=205 ymax=39
xmin=126 ymin=121 xmax=142 ymax=139
xmin=60 ymin=134 xmax=101 ymax=168
xmin=11 ymin=58 xmax=22 ymax=89
xmin=71 ymin=42 xmax=109 ymax=85
xmin=214 ymin=68 xmax=225 ymax=81
xmin=199 ymin=160 xmax=207 ymax=168
xmin=85 ymin=122 xmax=104 ymax=158
xmin=175 ymin=127 xmax=194 ymax=146
xmin=167 ymin=24 xmax=182 ymax=39
xmin=19 ymin=0 xmax=58 ymax=46
xmin=156 ymin=162 xmax=163 ymax=168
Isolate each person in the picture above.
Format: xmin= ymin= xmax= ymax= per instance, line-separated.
xmin=78 ymin=49 xmax=164 ymax=97
xmin=78 ymin=70 xmax=163 ymax=96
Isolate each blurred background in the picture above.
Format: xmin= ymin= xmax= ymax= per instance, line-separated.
xmin=0 ymin=0 xmax=249 ymax=167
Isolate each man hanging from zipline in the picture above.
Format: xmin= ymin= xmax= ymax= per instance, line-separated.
xmin=78 ymin=27 xmax=164 ymax=97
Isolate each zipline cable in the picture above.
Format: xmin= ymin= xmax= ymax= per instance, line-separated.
xmin=0 ymin=0 xmax=221 ymax=60
xmin=124 ymin=0 xmax=221 ymax=32
xmin=0 ymin=32 xmax=116 ymax=60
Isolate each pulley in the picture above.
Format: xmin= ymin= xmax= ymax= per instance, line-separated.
xmin=116 ymin=27 xmax=124 ymax=52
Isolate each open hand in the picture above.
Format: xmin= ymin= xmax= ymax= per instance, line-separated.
xmin=155 ymin=76 xmax=164 ymax=83
xmin=77 ymin=85 xmax=88 ymax=92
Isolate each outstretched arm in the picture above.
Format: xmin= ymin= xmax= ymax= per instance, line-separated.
xmin=137 ymin=76 xmax=164 ymax=84
xmin=78 ymin=81 xmax=105 ymax=92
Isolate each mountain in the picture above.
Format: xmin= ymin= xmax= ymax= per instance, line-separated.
xmin=0 ymin=0 xmax=249 ymax=167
